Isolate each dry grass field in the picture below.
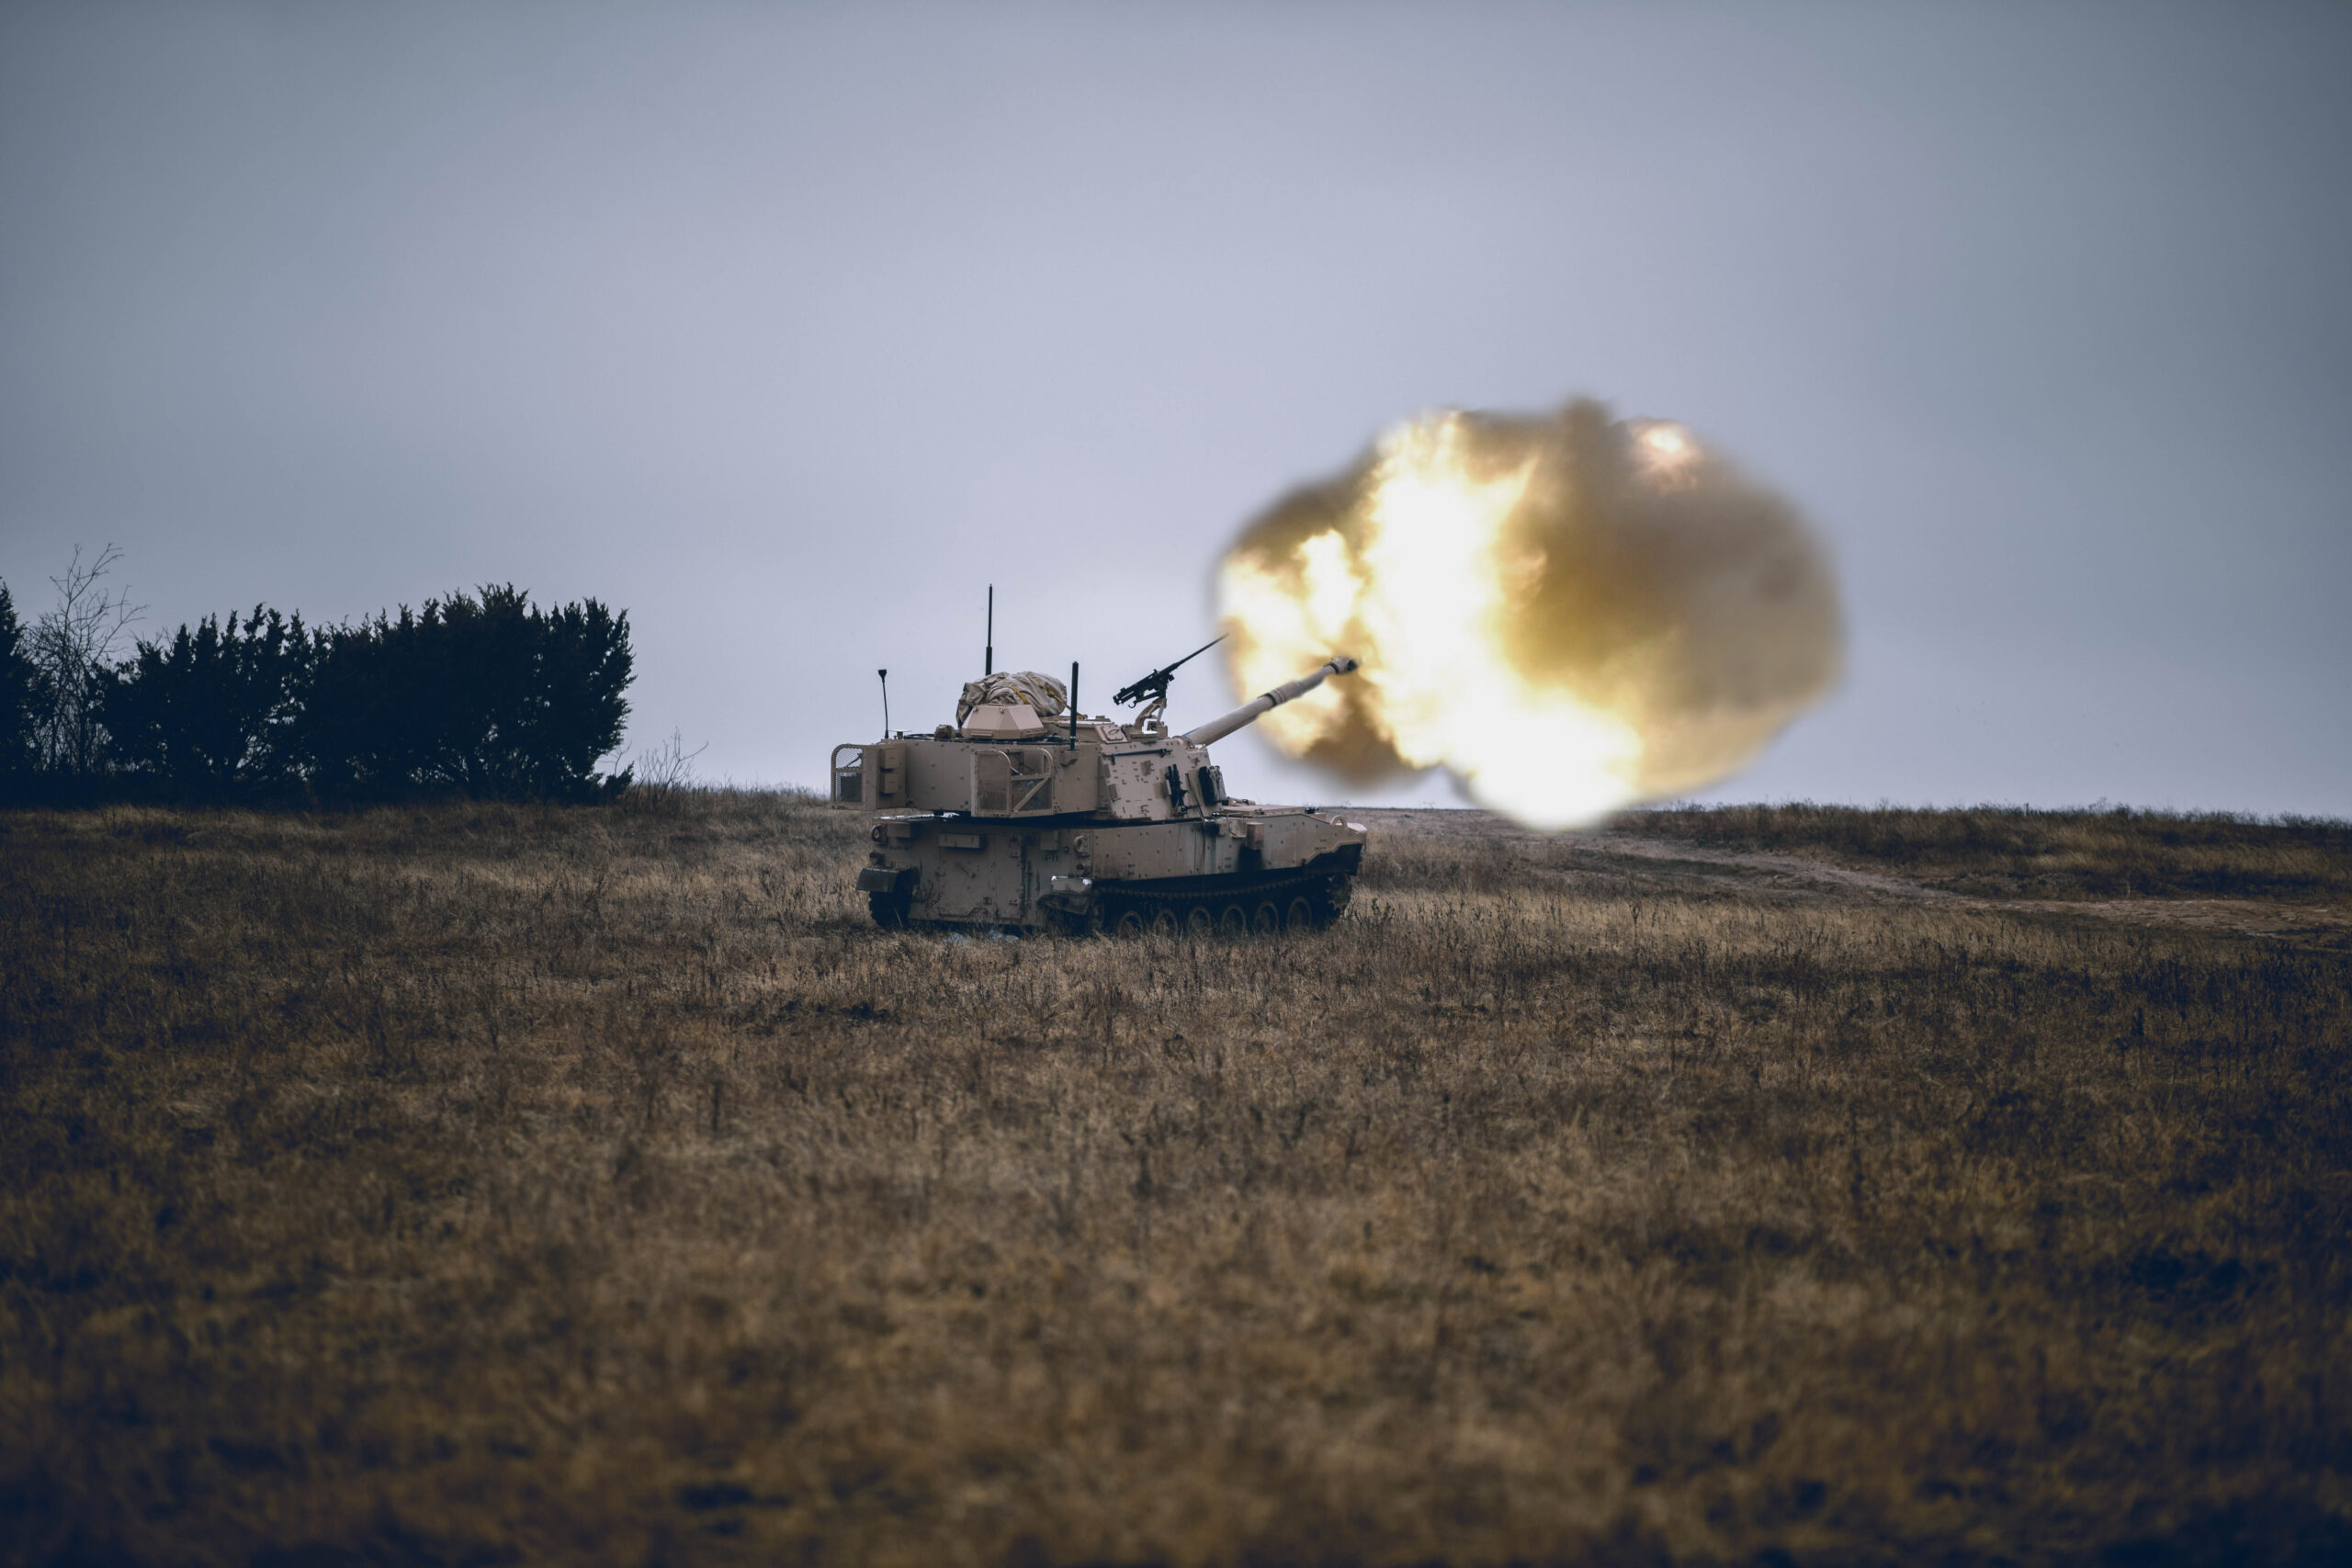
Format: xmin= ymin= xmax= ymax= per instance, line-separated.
xmin=4 ymin=795 xmax=2349 ymax=1566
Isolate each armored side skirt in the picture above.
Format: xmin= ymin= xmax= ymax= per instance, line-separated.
xmin=859 ymin=812 xmax=1365 ymax=933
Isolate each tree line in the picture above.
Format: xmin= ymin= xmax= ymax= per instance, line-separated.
xmin=0 ymin=547 xmax=634 ymax=806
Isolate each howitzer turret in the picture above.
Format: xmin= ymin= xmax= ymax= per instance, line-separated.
xmin=831 ymin=641 xmax=1368 ymax=935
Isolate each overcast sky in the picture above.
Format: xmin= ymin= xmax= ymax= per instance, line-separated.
xmin=4 ymin=2 xmax=2346 ymax=815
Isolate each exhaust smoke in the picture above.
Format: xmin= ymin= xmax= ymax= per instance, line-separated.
xmin=1216 ymin=400 xmax=1842 ymax=828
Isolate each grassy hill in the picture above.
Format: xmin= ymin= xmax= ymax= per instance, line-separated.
xmin=4 ymin=796 xmax=2347 ymax=1565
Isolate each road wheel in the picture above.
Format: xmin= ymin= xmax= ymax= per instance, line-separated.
xmin=1113 ymin=908 xmax=1148 ymax=940
xmin=1217 ymin=904 xmax=1249 ymax=938
xmin=1284 ymin=894 xmax=1317 ymax=931
xmin=1250 ymin=901 xmax=1281 ymax=936
xmin=1149 ymin=907 xmax=1181 ymax=939
xmin=1184 ymin=906 xmax=1215 ymax=938
xmin=867 ymin=890 xmax=909 ymax=928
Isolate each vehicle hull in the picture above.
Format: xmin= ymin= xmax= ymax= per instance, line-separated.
xmin=856 ymin=807 xmax=1365 ymax=933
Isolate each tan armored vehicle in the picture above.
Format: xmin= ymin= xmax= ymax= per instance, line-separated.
xmin=831 ymin=640 xmax=1368 ymax=935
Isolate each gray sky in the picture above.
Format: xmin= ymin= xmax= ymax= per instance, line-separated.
xmin=5 ymin=2 xmax=2347 ymax=815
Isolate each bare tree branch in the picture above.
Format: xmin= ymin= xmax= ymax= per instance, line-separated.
xmin=28 ymin=543 xmax=145 ymax=777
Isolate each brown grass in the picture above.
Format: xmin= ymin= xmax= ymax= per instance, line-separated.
xmin=1633 ymin=803 xmax=2352 ymax=901
xmin=3 ymin=795 xmax=2348 ymax=1566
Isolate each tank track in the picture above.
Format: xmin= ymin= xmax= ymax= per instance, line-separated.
xmin=1082 ymin=866 xmax=1353 ymax=938
xmin=868 ymin=867 xmax=1355 ymax=936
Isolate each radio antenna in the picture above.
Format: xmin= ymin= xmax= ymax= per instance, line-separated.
xmin=1069 ymin=660 xmax=1079 ymax=745
xmin=877 ymin=668 xmax=889 ymax=735
xmin=984 ymin=585 xmax=993 ymax=677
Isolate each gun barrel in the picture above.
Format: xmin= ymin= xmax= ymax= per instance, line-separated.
xmin=1181 ymin=655 xmax=1360 ymax=748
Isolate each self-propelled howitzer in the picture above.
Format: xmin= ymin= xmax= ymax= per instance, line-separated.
xmin=831 ymin=653 xmax=1367 ymax=934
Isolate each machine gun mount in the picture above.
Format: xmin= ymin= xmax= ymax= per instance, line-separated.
xmin=1112 ymin=635 xmax=1224 ymax=728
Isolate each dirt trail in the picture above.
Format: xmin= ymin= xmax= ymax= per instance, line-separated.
xmin=1350 ymin=808 xmax=2352 ymax=948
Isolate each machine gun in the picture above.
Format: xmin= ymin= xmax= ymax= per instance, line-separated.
xmin=1113 ymin=634 xmax=1225 ymax=723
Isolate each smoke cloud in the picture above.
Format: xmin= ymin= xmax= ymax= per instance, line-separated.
xmin=1217 ymin=400 xmax=1842 ymax=828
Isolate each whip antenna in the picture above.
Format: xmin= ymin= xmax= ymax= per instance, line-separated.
xmin=877 ymin=669 xmax=889 ymax=735
xmin=984 ymin=585 xmax=993 ymax=677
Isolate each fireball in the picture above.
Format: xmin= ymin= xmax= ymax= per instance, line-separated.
xmin=1216 ymin=400 xmax=1841 ymax=829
